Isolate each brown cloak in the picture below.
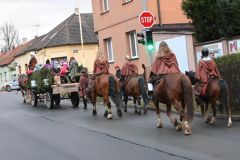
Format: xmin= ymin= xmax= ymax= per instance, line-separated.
xmin=121 ymin=61 xmax=138 ymax=77
xmin=150 ymin=53 xmax=180 ymax=75
xmin=93 ymin=59 xmax=109 ymax=75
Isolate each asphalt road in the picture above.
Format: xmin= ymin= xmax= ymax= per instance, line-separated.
xmin=0 ymin=91 xmax=240 ymax=160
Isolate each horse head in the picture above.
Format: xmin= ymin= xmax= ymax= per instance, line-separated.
xmin=185 ymin=70 xmax=197 ymax=85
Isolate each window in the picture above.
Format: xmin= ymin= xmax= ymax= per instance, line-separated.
xmin=105 ymin=38 xmax=114 ymax=63
xmin=128 ymin=31 xmax=138 ymax=59
xmin=102 ymin=0 xmax=109 ymax=12
xmin=0 ymin=73 xmax=2 ymax=82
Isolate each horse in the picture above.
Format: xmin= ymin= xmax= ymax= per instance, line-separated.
xmin=185 ymin=71 xmax=232 ymax=127
xmin=142 ymin=64 xmax=194 ymax=135
xmin=18 ymin=74 xmax=28 ymax=103
xmin=122 ymin=76 xmax=148 ymax=115
xmin=87 ymin=74 xmax=123 ymax=119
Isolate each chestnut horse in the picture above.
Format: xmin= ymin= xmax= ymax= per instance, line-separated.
xmin=185 ymin=71 xmax=232 ymax=127
xmin=142 ymin=64 xmax=194 ymax=135
xmin=123 ymin=76 xmax=148 ymax=115
xmin=18 ymin=74 xmax=28 ymax=103
xmin=88 ymin=74 xmax=123 ymax=119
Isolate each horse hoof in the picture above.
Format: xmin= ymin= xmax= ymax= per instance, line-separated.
xmin=176 ymin=125 xmax=182 ymax=131
xmin=83 ymin=106 xmax=87 ymax=110
xmin=104 ymin=111 xmax=108 ymax=118
xmin=228 ymin=123 xmax=233 ymax=128
xmin=23 ymin=99 xmax=26 ymax=104
xmin=134 ymin=109 xmax=138 ymax=114
xmin=138 ymin=110 xmax=141 ymax=115
xmin=144 ymin=110 xmax=147 ymax=114
xmin=107 ymin=114 xmax=113 ymax=119
xmin=157 ymin=123 xmax=163 ymax=128
xmin=184 ymin=130 xmax=192 ymax=135
xmin=173 ymin=119 xmax=179 ymax=127
xmin=210 ymin=120 xmax=215 ymax=125
xmin=117 ymin=110 xmax=122 ymax=117
xmin=124 ymin=108 xmax=127 ymax=112
xmin=92 ymin=110 xmax=97 ymax=116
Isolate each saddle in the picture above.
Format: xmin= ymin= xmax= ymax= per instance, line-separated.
xmin=149 ymin=74 xmax=167 ymax=86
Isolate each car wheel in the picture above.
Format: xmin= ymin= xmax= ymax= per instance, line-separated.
xmin=6 ymin=86 xmax=11 ymax=92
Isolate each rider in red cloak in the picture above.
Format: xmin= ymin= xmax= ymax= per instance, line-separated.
xmin=121 ymin=55 xmax=138 ymax=83
xmin=196 ymin=48 xmax=221 ymax=96
xmin=149 ymin=41 xmax=180 ymax=84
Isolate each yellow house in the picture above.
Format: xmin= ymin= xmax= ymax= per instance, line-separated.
xmin=15 ymin=11 xmax=98 ymax=75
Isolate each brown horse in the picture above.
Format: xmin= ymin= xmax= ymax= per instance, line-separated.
xmin=18 ymin=74 xmax=28 ymax=103
xmin=88 ymin=74 xmax=123 ymax=119
xmin=143 ymin=64 xmax=194 ymax=135
xmin=123 ymin=76 xmax=148 ymax=115
xmin=185 ymin=71 xmax=232 ymax=127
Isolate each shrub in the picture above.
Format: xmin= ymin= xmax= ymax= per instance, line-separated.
xmin=215 ymin=53 xmax=240 ymax=114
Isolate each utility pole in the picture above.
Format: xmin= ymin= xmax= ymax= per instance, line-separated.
xmin=77 ymin=6 xmax=85 ymax=66
xmin=33 ymin=24 xmax=40 ymax=37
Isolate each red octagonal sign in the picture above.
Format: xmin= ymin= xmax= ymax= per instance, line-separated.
xmin=139 ymin=11 xmax=155 ymax=28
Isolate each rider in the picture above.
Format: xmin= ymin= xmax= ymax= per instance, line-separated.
xmin=149 ymin=41 xmax=180 ymax=84
xmin=79 ymin=67 xmax=89 ymax=110
xmin=27 ymin=52 xmax=38 ymax=75
xmin=115 ymin=65 xmax=122 ymax=81
xmin=87 ymin=51 xmax=109 ymax=93
xmin=196 ymin=47 xmax=221 ymax=97
xmin=121 ymin=55 xmax=138 ymax=95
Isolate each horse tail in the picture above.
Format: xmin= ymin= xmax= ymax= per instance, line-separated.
xmin=109 ymin=75 xmax=122 ymax=107
xmin=218 ymin=79 xmax=229 ymax=113
xmin=138 ymin=77 xmax=148 ymax=104
xmin=182 ymin=76 xmax=194 ymax=122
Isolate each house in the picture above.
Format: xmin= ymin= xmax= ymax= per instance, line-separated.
xmin=15 ymin=9 xmax=98 ymax=75
xmin=0 ymin=42 xmax=31 ymax=89
xmin=92 ymin=0 xmax=196 ymax=73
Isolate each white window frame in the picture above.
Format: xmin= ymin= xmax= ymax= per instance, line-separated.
xmin=128 ymin=31 xmax=139 ymax=59
xmin=125 ymin=0 xmax=132 ymax=3
xmin=106 ymin=38 xmax=114 ymax=63
xmin=102 ymin=0 xmax=109 ymax=12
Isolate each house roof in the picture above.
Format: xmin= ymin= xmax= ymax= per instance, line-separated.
xmin=26 ymin=13 xmax=98 ymax=52
xmin=0 ymin=42 xmax=32 ymax=67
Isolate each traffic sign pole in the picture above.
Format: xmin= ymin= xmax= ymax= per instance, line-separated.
xmin=139 ymin=10 xmax=155 ymax=65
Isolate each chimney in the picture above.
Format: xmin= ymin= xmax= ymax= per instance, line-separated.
xmin=74 ymin=8 xmax=79 ymax=15
xmin=22 ymin=37 xmax=27 ymax=44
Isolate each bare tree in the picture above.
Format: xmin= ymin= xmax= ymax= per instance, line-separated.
xmin=0 ymin=23 xmax=20 ymax=52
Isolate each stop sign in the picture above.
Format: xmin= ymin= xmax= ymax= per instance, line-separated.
xmin=139 ymin=11 xmax=155 ymax=28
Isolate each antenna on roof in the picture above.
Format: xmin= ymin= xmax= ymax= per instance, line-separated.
xmin=32 ymin=24 xmax=40 ymax=37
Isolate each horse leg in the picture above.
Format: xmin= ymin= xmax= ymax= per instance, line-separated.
xmin=173 ymin=100 xmax=191 ymax=135
xmin=210 ymin=103 xmax=216 ymax=125
xmin=227 ymin=101 xmax=233 ymax=127
xmin=166 ymin=104 xmax=178 ymax=128
xmin=91 ymin=93 xmax=97 ymax=116
xmin=106 ymin=101 xmax=113 ymax=119
xmin=137 ymin=97 xmax=142 ymax=115
xmin=133 ymin=97 xmax=137 ymax=114
xmin=154 ymin=100 xmax=163 ymax=128
xmin=204 ymin=103 xmax=210 ymax=123
xmin=124 ymin=96 xmax=128 ymax=112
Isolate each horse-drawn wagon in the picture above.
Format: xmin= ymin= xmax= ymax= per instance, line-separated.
xmin=21 ymin=67 xmax=80 ymax=109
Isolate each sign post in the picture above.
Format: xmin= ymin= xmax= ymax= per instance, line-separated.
xmin=139 ymin=11 xmax=155 ymax=65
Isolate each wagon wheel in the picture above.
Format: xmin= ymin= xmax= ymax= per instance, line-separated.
xmin=70 ymin=92 xmax=80 ymax=108
xmin=45 ymin=91 xmax=54 ymax=109
xmin=53 ymin=94 xmax=61 ymax=106
xmin=31 ymin=91 xmax=38 ymax=107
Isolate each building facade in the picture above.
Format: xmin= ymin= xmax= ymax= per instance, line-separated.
xmin=14 ymin=11 xmax=99 ymax=75
xmin=92 ymin=0 xmax=196 ymax=73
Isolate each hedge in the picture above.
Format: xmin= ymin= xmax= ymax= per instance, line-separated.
xmin=215 ymin=53 xmax=240 ymax=114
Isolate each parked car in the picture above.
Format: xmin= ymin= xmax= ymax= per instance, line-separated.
xmin=4 ymin=79 xmax=20 ymax=92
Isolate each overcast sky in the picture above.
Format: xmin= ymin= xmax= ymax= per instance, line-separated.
xmin=0 ymin=0 xmax=92 ymax=46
